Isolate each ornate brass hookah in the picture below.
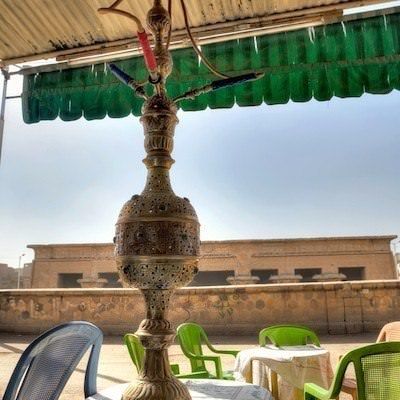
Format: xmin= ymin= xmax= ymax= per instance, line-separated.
xmin=99 ymin=1 xmax=262 ymax=399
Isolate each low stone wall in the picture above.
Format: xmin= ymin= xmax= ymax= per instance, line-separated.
xmin=1 ymin=280 xmax=399 ymax=336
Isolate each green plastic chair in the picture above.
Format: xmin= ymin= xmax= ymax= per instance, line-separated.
xmin=124 ymin=333 xmax=181 ymax=375
xmin=176 ymin=322 xmax=239 ymax=380
xmin=258 ymin=324 xmax=321 ymax=399
xmin=304 ymin=341 xmax=400 ymax=400
xmin=337 ymin=321 xmax=400 ymax=400
xmin=258 ymin=324 xmax=320 ymax=347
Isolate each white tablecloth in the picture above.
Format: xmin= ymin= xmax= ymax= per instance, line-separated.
xmin=86 ymin=380 xmax=273 ymax=400
xmin=234 ymin=345 xmax=333 ymax=400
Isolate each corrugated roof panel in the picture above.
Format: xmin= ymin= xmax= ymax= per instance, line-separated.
xmin=0 ymin=0 xmax=389 ymax=63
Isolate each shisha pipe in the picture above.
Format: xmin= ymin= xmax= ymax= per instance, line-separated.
xmin=100 ymin=2 xmax=263 ymax=400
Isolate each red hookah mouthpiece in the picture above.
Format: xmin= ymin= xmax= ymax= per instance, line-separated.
xmin=137 ymin=30 xmax=158 ymax=73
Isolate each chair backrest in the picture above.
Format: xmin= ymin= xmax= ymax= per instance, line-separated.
xmin=124 ymin=333 xmax=145 ymax=374
xmin=259 ymin=324 xmax=320 ymax=347
xmin=330 ymin=342 xmax=400 ymax=400
xmin=3 ymin=321 xmax=103 ymax=400
xmin=376 ymin=321 xmax=400 ymax=342
xmin=176 ymin=323 xmax=208 ymax=374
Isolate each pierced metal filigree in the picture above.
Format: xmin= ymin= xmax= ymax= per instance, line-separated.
xmin=117 ymin=261 xmax=198 ymax=290
xmin=113 ymin=4 xmax=199 ymax=399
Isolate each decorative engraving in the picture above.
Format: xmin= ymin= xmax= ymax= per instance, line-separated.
xmin=122 ymin=378 xmax=190 ymax=400
xmin=146 ymin=0 xmax=173 ymax=79
xmin=115 ymin=221 xmax=199 ymax=257
xmin=115 ymin=92 xmax=199 ymax=400
xmin=108 ymin=1 xmax=199 ymax=398
xmin=117 ymin=262 xmax=198 ymax=290
xmin=118 ymin=193 xmax=198 ymax=221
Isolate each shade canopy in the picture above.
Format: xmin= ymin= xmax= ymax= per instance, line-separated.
xmin=0 ymin=0 xmax=388 ymax=65
xmin=22 ymin=10 xmax=400 ymax=123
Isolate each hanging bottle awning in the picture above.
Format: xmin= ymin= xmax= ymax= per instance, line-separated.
xmin=22 ymin=11 xmax=400 ymax=124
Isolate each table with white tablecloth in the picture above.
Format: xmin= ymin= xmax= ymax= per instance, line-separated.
xmin=86 ymin=380 xmax=273 ymax=400
xmin=234 ymin=345 xmax=333 ymax=400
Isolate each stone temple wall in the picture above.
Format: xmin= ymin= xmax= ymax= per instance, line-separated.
xmin=28 ymin=236 xmax=397 ymax=288
xmin=1 ymin=280 xmax=399 ymax=336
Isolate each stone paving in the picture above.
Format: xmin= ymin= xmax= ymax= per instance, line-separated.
xmin=0 ymin=332 xmax=376 ymax=399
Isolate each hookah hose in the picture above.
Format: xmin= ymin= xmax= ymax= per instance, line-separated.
xmin=107 ymin=63 xmax=147 ymax=99
xmin=101 ymin=1 xmax=263 ymax=96
xmin=98 ymin=3 xmax=159 ymax=82
xmin=211 ymin=73 xmax=264 ymax=90
xmin=173 ymin=72 xmax=264 ymax=102
xmin=136 ymin=31 xmax=158 ymax=82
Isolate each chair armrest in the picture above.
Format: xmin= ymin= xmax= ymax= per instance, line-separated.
xmin=206 ymin=342 xmax=239 ymax=358
xmin=175 ymin=371 xmax=211 ymax=379
xmin=190 ymin=354 xmax=223 ymax=379
xmin=203 ymin=335 xmax=239 ymax=358
xmin=304 ymin=383 xmax=331 ymax=400
xmin=213 ymin=349 xmax=239 ymax=358
xmin=210 ymin=349 xmax=239 ymax=358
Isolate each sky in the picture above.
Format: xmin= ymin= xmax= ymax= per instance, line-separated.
xmin=0 ymin=74 xmax=399 ymax=267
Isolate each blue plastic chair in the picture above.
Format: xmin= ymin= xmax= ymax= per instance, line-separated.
xmin=3 ymin=321 xmax=103 ymax=400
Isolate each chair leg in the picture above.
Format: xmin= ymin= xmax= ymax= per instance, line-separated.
xmin=348 ymin=387 xmax=357 ymax=400
xmin=271 ymin=370 xmax=279 ymax=400
xmin=342 ymin=379 xmax=357 ymax=400
xmin=304 ymin=393 xmax=317 ymax=400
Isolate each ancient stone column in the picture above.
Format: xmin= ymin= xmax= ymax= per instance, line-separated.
xmin=269 ymin=273 xmax=303 ymax=283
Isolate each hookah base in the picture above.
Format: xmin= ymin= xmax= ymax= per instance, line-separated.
xmin=122 ymin=377 xmax=192 ymax=400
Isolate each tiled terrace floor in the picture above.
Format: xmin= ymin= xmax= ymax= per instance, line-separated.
xmin=0 ymin=332 xmax=376 ymax=399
